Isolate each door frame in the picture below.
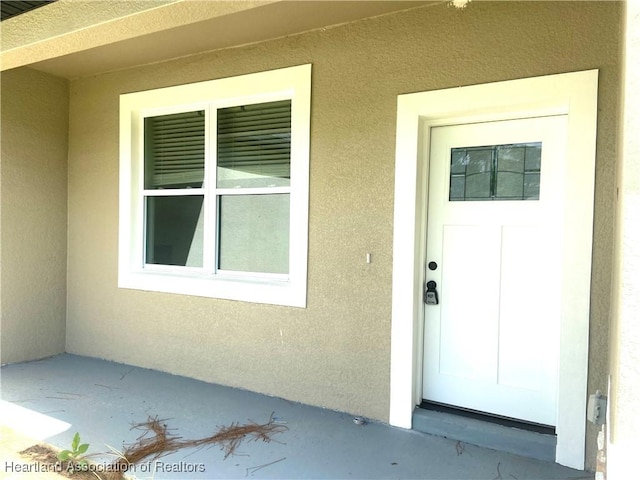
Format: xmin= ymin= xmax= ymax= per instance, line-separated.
xmin=389 ymin=70 xmax=599 ymax=470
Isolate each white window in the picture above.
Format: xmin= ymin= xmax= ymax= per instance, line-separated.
xmin=119 ymin=65 xmax=311 ymax=307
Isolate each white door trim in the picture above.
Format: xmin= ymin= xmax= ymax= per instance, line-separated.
xmin=389 ymin=70 xmax=599 ymax=470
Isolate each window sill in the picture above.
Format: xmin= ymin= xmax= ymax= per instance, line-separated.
xmin=118 ymin=270 xmax=306 ymax=307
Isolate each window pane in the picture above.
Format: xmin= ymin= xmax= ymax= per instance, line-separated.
xmin=450 ymin=175 xmax=465 ymax=200
xmin=217 ymin=100 xmax=291 ymax=188
xmin=496 ymin=172 xmax=524 ymax=199
xmin=466 ymin=148 xmax=492 ymax=175
xmin=465 ymin=172 xmax=492 ymax=199
xmin=450 ymin=142 xmax=541 ymax=201
xmin=524 ymin=172 xmax=541 ymax=199
xmin=525 ymin=144 xmax=542 ymax=171
xmin=450 ymin=149 xmax=468 ymax=175
xmin=145 ymin=196 xmax=204 ymax=267
xmin=145 ymin=111 xmax=205 ymax=189
xmin=497 ymin=146 xmax=525 ymax=174
xmin=218 ymin=194 xmax=289 ymax=274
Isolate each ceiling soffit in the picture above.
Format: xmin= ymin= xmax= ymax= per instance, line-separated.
xmin=1 ymin=1 xmax=431 ymax=79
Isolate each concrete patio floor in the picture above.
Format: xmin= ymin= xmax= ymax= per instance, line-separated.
xmin=1 ymin=354 xmax=593 ymax=480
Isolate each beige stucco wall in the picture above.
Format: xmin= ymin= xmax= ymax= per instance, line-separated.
xmin=608 ymin=0 xmax=640 ymax=478
xmin=0 ymin=67 xmax=68 ymax=364
xmin=64 ymin=1 xmax=621 ymax=469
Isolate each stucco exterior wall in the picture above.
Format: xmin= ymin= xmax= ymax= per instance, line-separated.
xmin=65 ymin=1 xmax=621 ymax=469
xmin=608 ymin=1 xmax=640 ymax=478
xmin=0 ymin=67 xmax=68 ymax=364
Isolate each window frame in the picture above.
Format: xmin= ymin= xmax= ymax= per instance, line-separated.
xmin=119 ymin=64 xmax=311 ymax=307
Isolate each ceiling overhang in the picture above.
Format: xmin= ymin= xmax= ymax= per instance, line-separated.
xmin=1 ymin=0 xmax=432 ymax=79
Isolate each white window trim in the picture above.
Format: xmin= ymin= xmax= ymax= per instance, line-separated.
xmin=119 ymin=64 xmax=311 ymax=307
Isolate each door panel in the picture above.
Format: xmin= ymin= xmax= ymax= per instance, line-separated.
xmin=498 ymin=226 xmax=553 ymax=392
xmin=422 ymin=116 xmax=566 ymax=426
xmin=439 ymin=225 xmax=500 ymax=380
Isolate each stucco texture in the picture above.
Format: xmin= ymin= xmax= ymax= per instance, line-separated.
xmin=64 ymin=1 xmax=620 ymax=468
xmin=608 ymin=1 xmax=640 ymax=477
xmin=0 ymin=68 xmax=69 ymax=364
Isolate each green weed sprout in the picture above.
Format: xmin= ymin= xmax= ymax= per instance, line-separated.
xmin=57 ymin=432 xmax=90 ymax=467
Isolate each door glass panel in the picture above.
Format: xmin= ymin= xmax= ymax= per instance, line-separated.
xmin=524 ymin=172 xmax=541 ymax=198
xmin=450 ymin=142 xmax=541 ymax=201
xmin=496 ymin=172 xmax=524 ymax=198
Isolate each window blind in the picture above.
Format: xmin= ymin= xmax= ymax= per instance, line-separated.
xmin=144 ymin=101 xmax=292 ymax=189
xmin=144 ymin=111 xmax=205 ymax=189
xmin=217 ymin=100 xmax=292 ymax=180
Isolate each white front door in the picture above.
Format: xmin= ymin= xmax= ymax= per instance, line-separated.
xmin=422 ymin=115 xmax=567 ymax=426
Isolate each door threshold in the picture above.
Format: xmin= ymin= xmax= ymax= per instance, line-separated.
xmin=412 ymin=405 xmax=557 ymax=463
xmin=420 ymin=401 xmax=555 ymax=435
